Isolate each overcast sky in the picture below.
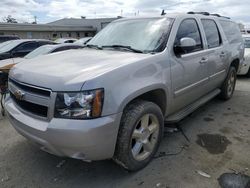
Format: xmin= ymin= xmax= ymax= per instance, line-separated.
xmin=0 ymin=0 xmax=250 ymax=26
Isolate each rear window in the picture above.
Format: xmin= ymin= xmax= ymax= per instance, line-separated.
xmin=220 ymin=20 xmax=242 ymax=44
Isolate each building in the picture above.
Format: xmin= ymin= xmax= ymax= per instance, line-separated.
xmin=48 ymin=17 xmax=118 ymax=32
xmin=0 ymin=17 xmax=119 ymax=40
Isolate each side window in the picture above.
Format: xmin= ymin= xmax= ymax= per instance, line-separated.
xmin=39 ymin=41 xmax=53 ymax=46
xmin=220 ymin=20 xmax=242 ymax=44
xmin=15 ymin=42 xmax=38 ymax=52
xmin=174 ymin=19 xmax=203 ymax=55
xmin=201 ymin=19 xmax=221 ymax=48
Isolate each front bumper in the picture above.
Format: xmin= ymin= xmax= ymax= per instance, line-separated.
xmin=5 ymin=98 xmax=122 ymax=161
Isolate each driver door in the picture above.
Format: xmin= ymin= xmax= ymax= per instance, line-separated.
xmin=169 ymin=18 xmax=210 ymax=113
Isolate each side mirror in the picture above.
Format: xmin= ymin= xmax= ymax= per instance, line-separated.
xmin=180 ymin=37 xmax=196 ymax=48
xmin=174 ymin=37 xmax=197 ymax=56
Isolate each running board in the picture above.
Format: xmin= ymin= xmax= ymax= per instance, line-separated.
xmin=165 ymin=89 xmax=221 ymax=123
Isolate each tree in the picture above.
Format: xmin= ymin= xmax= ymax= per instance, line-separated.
xmin=4 ymin=15 xmax=18 ymax=23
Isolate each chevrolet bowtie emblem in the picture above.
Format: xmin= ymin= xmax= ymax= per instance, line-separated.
xmin=14 ymin=90 xmax=25 ymax=100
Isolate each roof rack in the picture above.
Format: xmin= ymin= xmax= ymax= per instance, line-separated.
xmin=187 ymin=11 xmax=210 ymax=16
xmin=187 ymin=12 xmax=230 ymax=19
xmin=210 ymin=13 xmax=230 ymax=19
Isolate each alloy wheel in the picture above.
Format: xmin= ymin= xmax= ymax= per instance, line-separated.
xmin=131 ymin=114 xmax=160 ymax=161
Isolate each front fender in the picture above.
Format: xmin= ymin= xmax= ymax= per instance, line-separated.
xmin=82 ymin=52 xmax=171 ymax=116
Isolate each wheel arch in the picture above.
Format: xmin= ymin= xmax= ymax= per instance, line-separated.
xmin=119 ymin=85 xmax=168 ymax=116
xmin=230 ymin=58 xmax=240 ymax=72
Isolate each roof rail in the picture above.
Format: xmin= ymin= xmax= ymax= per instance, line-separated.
xmin=187 ymin=11 xmax=210 ymax=16
xmin=187 ymin=12 xmax=230 ymax=19
xmin=210 ymin=13 xmax=230 ymax=19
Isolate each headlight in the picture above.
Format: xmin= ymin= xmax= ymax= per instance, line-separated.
xmin=54 ymin=89 xmax=104 ymax=119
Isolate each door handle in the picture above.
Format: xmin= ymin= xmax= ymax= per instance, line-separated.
xmin=200 ymin=58 xmax=208 ymax=64
xmin=220 ymin=52 xmax=226 ymax=58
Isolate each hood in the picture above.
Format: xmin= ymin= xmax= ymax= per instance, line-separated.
xmin=0 ymin=58 xmax=24 ymax=68
xmin=10 ymin=49 xmax=151 ymax=91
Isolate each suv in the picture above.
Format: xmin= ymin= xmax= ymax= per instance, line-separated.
xmin=5 ymin=13 xmax=244 ymax=171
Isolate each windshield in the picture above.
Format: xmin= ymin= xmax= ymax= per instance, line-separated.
xmin=244 ymin=38 xmax=250 ymax=48
xmin=24 ymin=45 xmax=54 ymax=59
xmin=0 ymin=40 xmax=23 ymax=53
xmin=0 ymin=40 xmax=12 ymax=49
xmin=88 ymin=18 xmax=173 ymax=53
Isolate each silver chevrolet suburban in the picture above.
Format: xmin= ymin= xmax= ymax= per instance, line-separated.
xmin=5 ymin=12 xmax=244 ymax=171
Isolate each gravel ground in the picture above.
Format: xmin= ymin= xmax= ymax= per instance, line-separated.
xmin=0 ymin=77 xmax=250 ymax=188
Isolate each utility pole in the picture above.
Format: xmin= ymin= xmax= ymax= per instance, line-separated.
xmin=34 ymin=16 xmax=37 ymax=24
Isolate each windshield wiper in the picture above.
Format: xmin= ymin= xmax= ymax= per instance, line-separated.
xmin=101 ymin=45 xmax=144 ymax=53
xmin=85 ymin=44 xmax=102 ymax=50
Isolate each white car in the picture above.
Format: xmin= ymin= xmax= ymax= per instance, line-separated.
xmin=238 ymin=35 xmax=250 ymax=77
xmin=74 ymin=37 xmax=92 ymax=46
xmin=0 ymin=43 xmax=83 ymax=68
xmin=54 ymin=38 xmax=77 ymax=44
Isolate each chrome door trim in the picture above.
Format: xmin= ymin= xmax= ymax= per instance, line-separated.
xmin=209 ymin=69 xmax=226 ymax=80
xmin=174 ymin=77 xmax=209 ymax=97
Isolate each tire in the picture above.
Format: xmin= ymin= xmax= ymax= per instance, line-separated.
xmin=113 ymin=100 xmax=164 ymax=171
xmin=219 ymin=66 xmax=237 ymax=100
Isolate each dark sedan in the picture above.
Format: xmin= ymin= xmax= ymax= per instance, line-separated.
xmin=0 ymin=39 xmax=55 ymax=60
xmin=0 ymin=35 xmax=20 ymax=43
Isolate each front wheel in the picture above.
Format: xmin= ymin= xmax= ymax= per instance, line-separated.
xmin=219 ymin=66 xmax=237 ymax=100
xmin=113 ymin=100 xmax=164 ymax=171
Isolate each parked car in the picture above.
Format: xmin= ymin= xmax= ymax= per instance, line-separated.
xmin=0 ymin=43 xmax=83 ymax=68
xmin=74 ymin=37 xmax=92 ymax=46
xmin=54 ymin=38 xmax=77 ymax=44
xmin=0 ymin=39 xmax=55 ymax=60
xmin=0 ymin=35 xmax=20 ymax=43
xmin=238 ymin=34 xmax=250 ymax=77
xmin=5 ymin=12 xmax=244 ymax=171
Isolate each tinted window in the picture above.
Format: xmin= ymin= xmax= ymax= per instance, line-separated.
xmin=220 ymin=20 xmax=242 ymax=44
xmin=0 ymin=36 xmax=19 ymax=43
xmin=202 ymin=19 xmax=221 ymax=48
xmin=65 ymin=40 xmax=75 ymax=43
xmin=39 ymin=41 xmax=54 ymax=46
xmin=174 ymin=19 xmax=203 ymax=55
xmin=15 ymin=42 xmax=38 ymax=52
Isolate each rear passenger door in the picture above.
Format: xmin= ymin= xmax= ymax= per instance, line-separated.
xmin=169 ymin=18 xmax=210 ymax=113
xmin=201 ymin=19 xmax=227 ymax=88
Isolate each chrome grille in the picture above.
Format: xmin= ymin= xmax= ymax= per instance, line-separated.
xmin=9 ymin=78 xmax=52 ymax=118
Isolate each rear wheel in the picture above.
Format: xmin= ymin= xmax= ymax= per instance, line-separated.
xmin=113 ymin=100 xmax=164 ymax=171
xmin=219 ymin=66 xmax=237 ymax=100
